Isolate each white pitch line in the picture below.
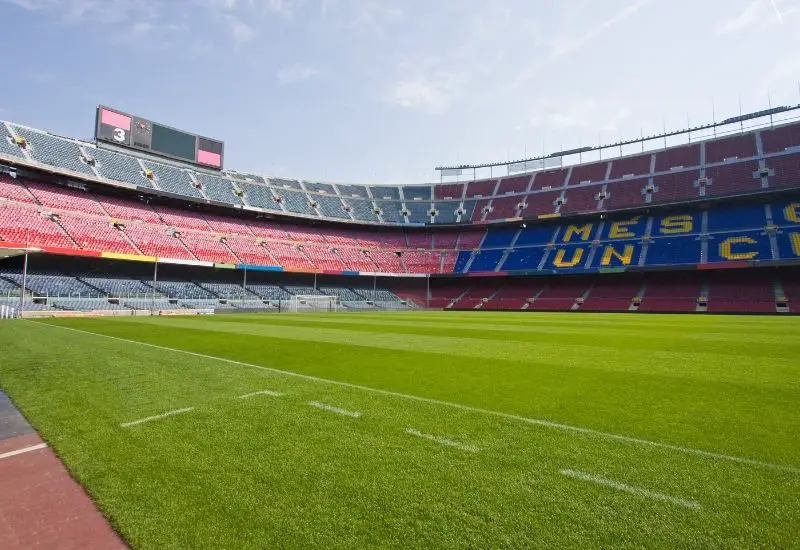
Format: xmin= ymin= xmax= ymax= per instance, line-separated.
xmin=120 ymin=407 xmax=194 ymax=428
xmin=406 ymin=428 xmax=480 ymax=453
xmin=308 ymin=400 xmax=361 ymax=418
xmin=237 ymin=390 xmax=283 ymax=399
xmin=560 ymin=469 xmax=702 ymax=510
xmin=0 ymin=442 xmax=47 ymax=460
xmin=30 ymin=321 xmax=800 ymax=475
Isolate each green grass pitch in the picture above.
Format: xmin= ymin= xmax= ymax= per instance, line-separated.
xmin=1 ymin=311 xmax=798 ymax=548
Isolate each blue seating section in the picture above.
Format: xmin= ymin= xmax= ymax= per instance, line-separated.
xmin=433 ymin=202 xmax=459 ymax=224
xmin=459 ymin=201 xmax=477 ymax=223
xmin=482 ymin=227 xmax=519 ymax=249
xmin=777 ymin=230 xmax=800 ymax=259
xmin=516 ymin=225 xmax=556 ymax=246
xmin=195 ymin=172 xmax=241 ymax=205
xmin=774 ymin=201 xmax=800 ymax=226
xmin=707 ymin=204 xmax=766 ymax=232
xmin=13 ymin=126 xmax=96 ymax=176
xmin=502 ymin=247 xmax=545 ymax=271
xmin=346 ymin=199 xmax=380 ymax=222
xmin=454 ymin=251 xmax=473 ymax=273
xmin=370 ymin=186 xmax=400 ymax=200
xmin=644 ymin=236 xmax=701 ymax=266
xmin=469 ymin=249 xmax=505 ymax=272
xmin=403 ymin=186 xmax=432 ymax=201
xmin=405 ymin=201 xmax=430 ymax=224
xmin=377 ymin=201 xmax=405 ymax=223
xmin=707 ymin=231 xmax=772 ymax=263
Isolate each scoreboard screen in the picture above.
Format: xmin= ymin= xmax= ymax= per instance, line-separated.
xmin=95 ymin=106 xmax=224 ymax=169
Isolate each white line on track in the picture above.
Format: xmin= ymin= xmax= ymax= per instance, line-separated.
xmin=560 ymin=469 xmax=702 ymax=509
xmin=405 ymin=428 xmax=480 ymax=453
xmin=237 ymin=390 xmax=283 ymax=399
xmin=0 ymin=442 xmax=47 ymax=460
xmin=120 ymin=407 xmax=194 ymax=428
xmin=31 ymin=321 xmax=800 ymax=475
xmin=308 ymin=400 xmax=361 ymax=418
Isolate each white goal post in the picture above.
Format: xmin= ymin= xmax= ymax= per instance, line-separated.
xmin=288 ymin=295 xmax=341 ymax=313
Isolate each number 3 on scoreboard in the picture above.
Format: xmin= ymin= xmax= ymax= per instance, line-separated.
xmin=113 ymin=127 xmax=127 ymax=143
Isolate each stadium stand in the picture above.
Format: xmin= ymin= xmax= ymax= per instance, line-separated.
xmin=2 ymin=114 xmax=800 ymax=315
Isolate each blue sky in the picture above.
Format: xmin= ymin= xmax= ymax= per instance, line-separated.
xmin=1 ymin=0 xmax=799 ymax=185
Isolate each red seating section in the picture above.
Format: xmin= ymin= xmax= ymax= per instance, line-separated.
xmin=581 ymin=277 xmax=640 ymax=311
xmin=0 ymin=202 xmax=76 ymax=248
xmin=760 ymin=125 xmax=800 ymax=154
xmin=705 ymin=134 xmax=757 ymax=163
xmin=123 ymin=223 xmax=194 ymax=259
xmin=655 ymin=144 xmax=700 ymax=171
xmin=57 ymin=213 xmax=137 ymax=254
xmin=25 ymin=180 xmax=106 ymax=216
xmin=569 ymin=162 xmax=608 ymax=185
xmin=465 ymin=179 xmax=497 ymax=198
xmin=434 ymin=183 xmax=464 ymax=200
xmin=638 ymin=273 xmax=701 ymax=312
xmin=95 ymin=195 xmax=161 ymax=223
xmin=652 ymin=171 xmax=700 ymax=204
xmin=531 ymin=279 xmax=588 ymax=310
xmin=0 ymin=174 xmax=36 ymax=204
xmin=704 ymin=161 xmax=761 ymax=197
xmin=603 ymin=178 xmax=648 ymax=210
xmin=531 ymin=169 xmax=568 ymax=190
xmin=560 ymin=186 xmax=600 ymax=215
xmin=496 ymin=175 xmax=531 ymax=194
xmin=609 ymin=155 xmax=651 ymax=179
xmin=706 ymin=272 xmax=775 ymax=313
xmin=766 ymin=153 xmax=800 ymax=187
xmin=485 ymin=196 xmax=521 ymax=220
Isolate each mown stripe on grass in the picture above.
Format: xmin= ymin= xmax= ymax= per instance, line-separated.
xmin=30 ymin=320 xmax=800 ymax=475
xmin=560 ymin=469 xmax=702 ymax=509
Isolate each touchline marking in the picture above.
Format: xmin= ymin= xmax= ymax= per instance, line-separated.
xmin=237 ymin=390 xmax=283 ymax=399
xmin=0 ymin=442 xmax=47 ymax=460
xmin=120 ymin=407 xmax=194 ymax=428
xmin=406 ymin=428 xmax=480 ymax=453
xmin=560 ymin=469 xmax=701 ymax=510
xmin=308 ymin=401 xmax=361 ymax=418
xmin=31 ymin=321 xmax=800 ymax=475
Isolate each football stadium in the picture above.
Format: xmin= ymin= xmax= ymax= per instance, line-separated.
xmin=1 ymin=2 xmax=799 ymax=548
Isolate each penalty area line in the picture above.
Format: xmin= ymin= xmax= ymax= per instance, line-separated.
xmin=406 ymin=428 xmax=480 ymax=453
xmin=560 ymin=469 xmax=701 ymax=510
xmin=29 ymin=320 xmax=800 ymax=475
xmin=308 ymin=400 xmax=361 ymax=418
xmin=237 ymin=390 xmax=283 ymax=399
xmin=120 ymin=407 xmax=194 ymax=428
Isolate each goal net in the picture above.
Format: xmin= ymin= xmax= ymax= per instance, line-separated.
xmin=288 ymin=295 xmax=341 ymax=313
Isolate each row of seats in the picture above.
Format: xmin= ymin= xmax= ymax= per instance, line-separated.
xmin=437 ymin=270 xmax=789 ymax=313
xmin=455 ymin=200 xmax=800 ymax=273
xmin=1 ymin=174 xmax=798 ymax=275
xmin=4 ymin=119 xmax=799 ymax=225
xmin=0 ymin=271 xmax=409 ymax=305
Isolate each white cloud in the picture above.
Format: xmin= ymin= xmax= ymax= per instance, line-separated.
xmin=277 ymin=65 xmax=323 ymax=85
xmin=530 ymin=99 xmax=633 ymax=133
xmin=226 ymin=15 xmax=255 ymax=44
xmin=548 ymin=0 xmax=651 ymax=58
xmin=715 ymin=0 xmax=767 ymax=34
xmin=388 ymin=74 xmax=458 ymax=115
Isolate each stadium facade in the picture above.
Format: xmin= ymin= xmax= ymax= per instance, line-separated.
xmin=0 ymin=106 xmax=798 ymax=315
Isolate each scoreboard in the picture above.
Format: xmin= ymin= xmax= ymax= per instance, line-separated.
xmin=95 ymin=106 xmax=224 ymax=170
